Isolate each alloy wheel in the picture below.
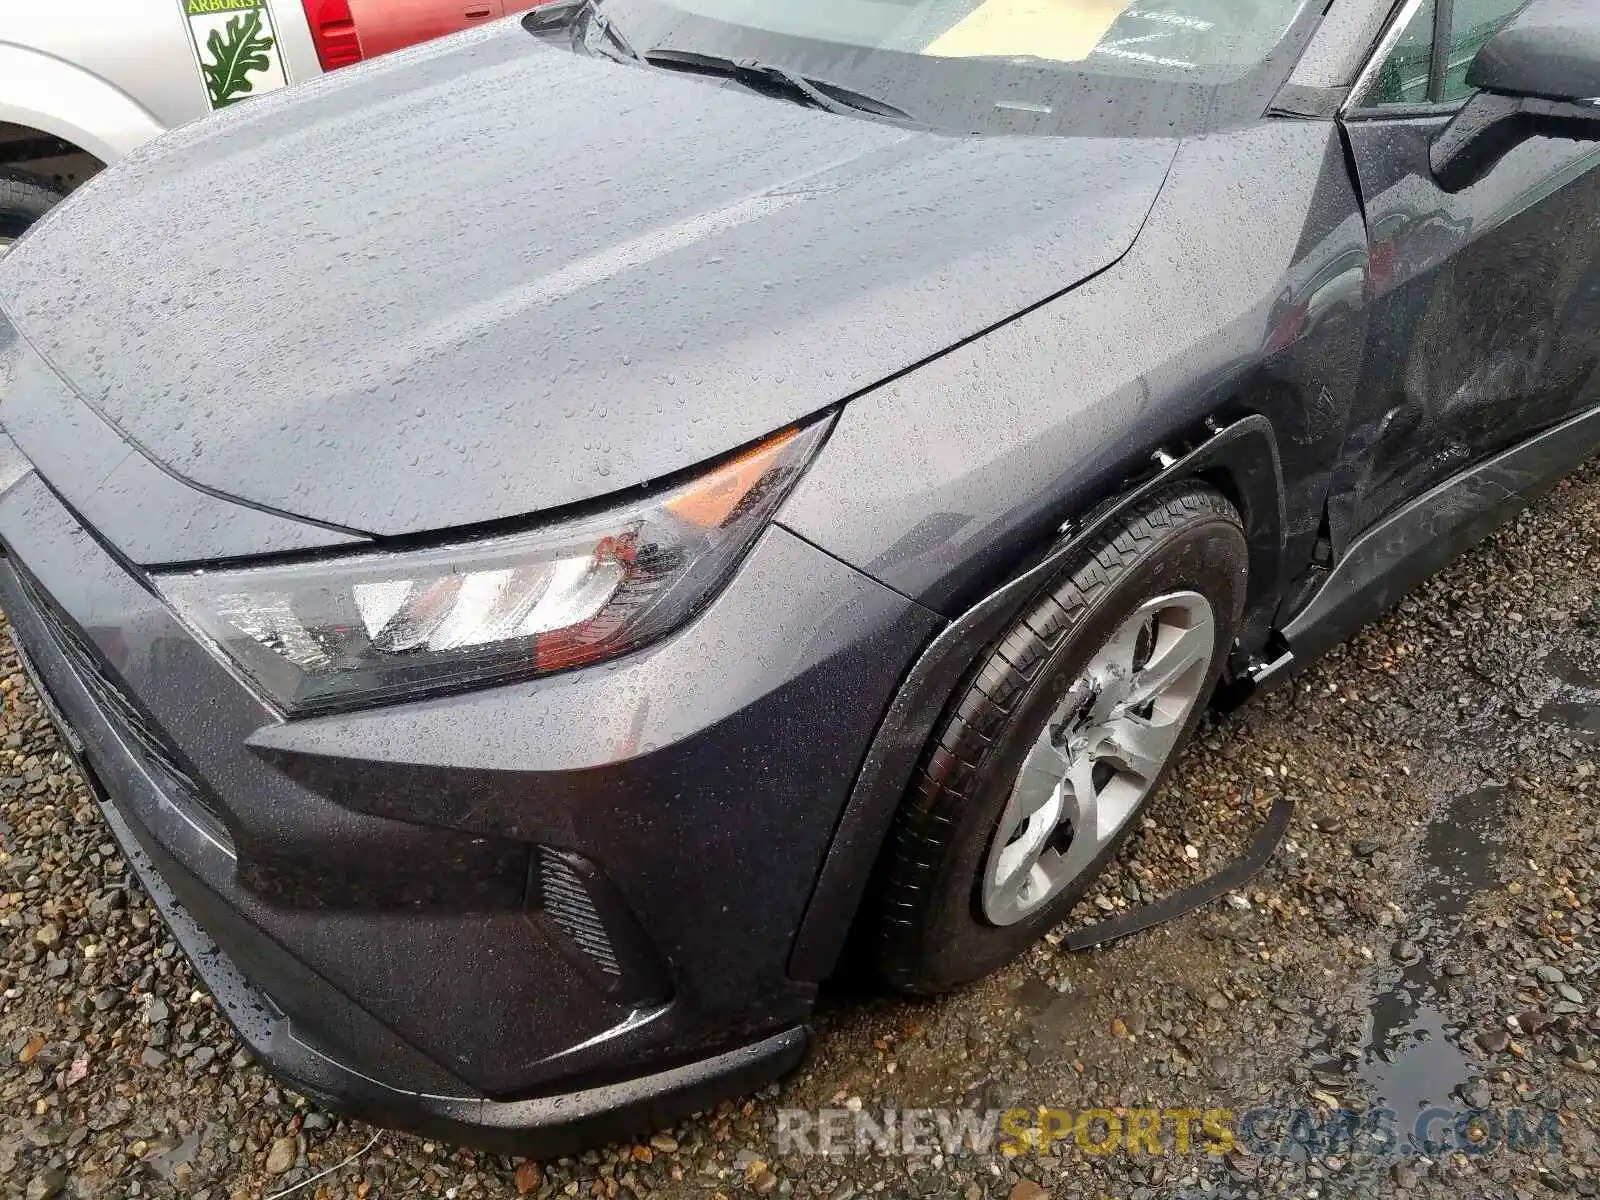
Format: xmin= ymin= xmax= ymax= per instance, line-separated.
xmin=980 ymin=590 xmax=1215 ymax=926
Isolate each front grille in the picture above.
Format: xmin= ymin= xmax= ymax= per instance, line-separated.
xmin=13 ymin=568 xmax=231 ymax=843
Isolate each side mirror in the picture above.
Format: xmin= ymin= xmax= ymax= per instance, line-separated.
xmin=1431 ymin=0 xmax=1600 ymax=192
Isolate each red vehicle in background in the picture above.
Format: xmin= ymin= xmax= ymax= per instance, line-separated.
xmin=305 ymin=0 xmax=548 ymax=69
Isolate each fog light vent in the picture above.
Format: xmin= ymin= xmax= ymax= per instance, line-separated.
xmin=537 ymin=850 xmax=621 ymax=978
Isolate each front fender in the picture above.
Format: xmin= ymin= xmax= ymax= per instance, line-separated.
xmin=0 ymin=44 xmax=164 ymax=166
xmin=787 ymin=413 xmax=1285 ymax=984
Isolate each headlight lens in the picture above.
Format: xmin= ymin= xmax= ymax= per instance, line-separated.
xmin=157 ymin=420 xmax=829 ymax=715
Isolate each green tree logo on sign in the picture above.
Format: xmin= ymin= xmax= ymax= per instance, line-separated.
xmin=202 ymin=9 xmax=277 ymax=107
xmin=180 ymin=0 xmax=290 ymax=111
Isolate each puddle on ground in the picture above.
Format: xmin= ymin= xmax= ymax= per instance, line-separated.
xmin=1328 ymin=640 xmax=1600 ymax=1127
xmin=1358 ymin=786 xmax=1503 ymax=1119
xmin=1537 ymin=647 xmax=1600 ymax=741
xmin=1538 ymin=700 xmax=1600 ymax=740
xmin=1306 ymin=785 xmax=1504 ymax=1139
xmin=1542 ymin=647 xmax=1600 ymax=692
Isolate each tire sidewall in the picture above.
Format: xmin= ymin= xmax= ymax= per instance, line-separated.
xmin=911 ymin=514 xmax=1247 ymax=989
xmin=0 ymin=172 xmax=67 ymax=247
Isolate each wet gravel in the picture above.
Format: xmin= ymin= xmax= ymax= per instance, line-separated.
xmin=4 ymin=460 xmax=1600 ymax=1199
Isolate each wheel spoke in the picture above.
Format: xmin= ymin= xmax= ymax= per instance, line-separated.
xmin=990 ymin=776 xmax=1065 ymax=899
xmin=994 ymin=833 xmax=1048 ymax=894
xmin=1011 ymin=734 xmax=1069 ymax=820
xmin=1092 ymin=712 xmax=1181 ymax=784
xmin=1091 ymin=608 xmax=1148 ymax=678
xmin=992 ymin=847 xmax=1032 ymax=894
xmin=1062 ymin=747 xmax=1101 ymax=837
xmin=1125 ymin=617 xmax=1212 ymax=708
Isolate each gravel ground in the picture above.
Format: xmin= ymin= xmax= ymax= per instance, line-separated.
xmin=4 ymin=461 xmax=1600 ymax=1199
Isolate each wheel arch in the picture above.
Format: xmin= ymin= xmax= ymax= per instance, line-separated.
xmin=787 ymin=412 xmax=1288 ymax=983
xmin=0 ymin=45 xmax=160 ymax=171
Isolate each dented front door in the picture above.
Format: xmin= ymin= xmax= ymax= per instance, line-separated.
xmin=1329 ymin=32 xmax=1600 ymax=550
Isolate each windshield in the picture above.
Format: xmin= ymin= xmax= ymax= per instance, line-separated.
xmin=590 ymin=0 xmax=1320 ymax=136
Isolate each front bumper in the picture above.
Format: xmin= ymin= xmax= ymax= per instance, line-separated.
xmin=0 ymin=461 xmax=939 ymax=1151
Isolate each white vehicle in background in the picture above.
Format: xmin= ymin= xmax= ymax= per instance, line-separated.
xmin=0 ymin=0 xmax=538 ymax=253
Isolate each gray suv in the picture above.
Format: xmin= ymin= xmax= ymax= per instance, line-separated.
xmin=2 ymin=0 xmax=1599 ymax=1158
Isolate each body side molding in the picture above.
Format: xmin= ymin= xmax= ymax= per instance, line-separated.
xmin=1268 ymin=400 xmax=1600 ymax=680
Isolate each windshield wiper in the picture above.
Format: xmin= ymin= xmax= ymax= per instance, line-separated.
xmin=523 ymin=0 xmax=639 ymax=63
xmin=523 ymin=10 xmax=913 ymax=122
xmin=584 ymin=1 xmax=640 ymax=63
xmin=644 ymin=48 xmax=913 ymax=122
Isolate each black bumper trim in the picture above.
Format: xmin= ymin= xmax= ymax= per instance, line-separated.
xmin=86 ymin=758 xmax=807 ymax=1152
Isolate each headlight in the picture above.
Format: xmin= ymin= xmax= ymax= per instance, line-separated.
xmin=157 ymin=420 xmax=830 ymax=715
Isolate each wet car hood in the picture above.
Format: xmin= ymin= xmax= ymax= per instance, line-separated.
xmin=0 ymin=22 xmax=1177 ymax=540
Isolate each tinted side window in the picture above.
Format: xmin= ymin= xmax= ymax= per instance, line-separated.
xmin=1371 ymin=0 xmax=1436 ymax=105
xmin=1442 ymin=0 xmax=1526 ymax=101
xmin=1366 ymin=0 xmax=1527 ymax=107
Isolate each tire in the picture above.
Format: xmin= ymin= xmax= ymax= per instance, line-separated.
xmin=866 ymin=482 xmax=1248 ymax=994
xmin=0 ymin=170 xmax=66 ymax=257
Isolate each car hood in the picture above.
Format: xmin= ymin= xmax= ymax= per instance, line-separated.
xmin=0 ymin=21 xmax=1176 ymax=539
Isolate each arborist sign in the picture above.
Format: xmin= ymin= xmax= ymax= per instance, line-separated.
xmin=179 ymin=0 xmax=290 ymax=110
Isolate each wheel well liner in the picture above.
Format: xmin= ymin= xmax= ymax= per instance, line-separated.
xmin=0 ymin=121 xmax=104 ymax=197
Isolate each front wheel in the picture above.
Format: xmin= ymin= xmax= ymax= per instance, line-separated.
xmin=866 ymin=482 xmax=1248 ymax=994
xmin=0 ymin=171 xmax=66 ymax=259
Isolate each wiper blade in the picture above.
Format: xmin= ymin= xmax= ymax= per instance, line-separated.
xmin=584 ymin=1 xmax=639 ymax=63
xmin=645 ymin=48 xmax=913 ymax=122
